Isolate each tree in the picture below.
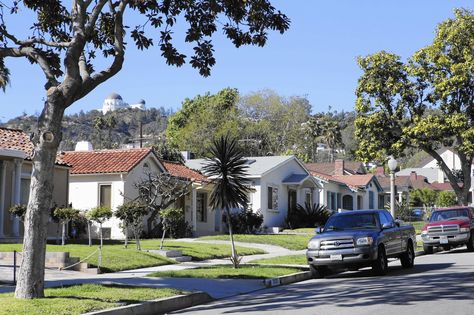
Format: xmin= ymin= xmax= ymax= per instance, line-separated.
xmin=0 ymin=0 xmax=289 ymax=298
xmin=410 ymin=188 xmax=438 ymax=215
xmin=135 ymin=172 xmax=192 ymax=235
xmin=202 ymin=135 xmax=252 ymax=268
xmin=115 ymin=201 xmax=149 ymax=250
xmin=53 ymin=207 xmax=80 ymax=246
xmin=355 ymin=9 xmax=474 ymax=205
xmin=88 ymin=206 xmax=113 ymax=248
xmin=436 ymin=191 xmax=458 ymax=207
xmin=159 ymin=207 xmax=192 ymax=250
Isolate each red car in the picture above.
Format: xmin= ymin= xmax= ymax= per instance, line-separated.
xmin=421 ymin=207 xmax=474 ymax=254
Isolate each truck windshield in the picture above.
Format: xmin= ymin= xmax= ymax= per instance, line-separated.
xmin=430 ymin=209 xmax=470 ymax=222
xmin=325 ymin=214 xmax=378 ymax=231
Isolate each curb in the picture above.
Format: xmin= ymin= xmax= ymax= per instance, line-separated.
xmin=83 ymin=291 xmax=213 ymax=315
xmin=263 ymin=271 xmax=312 ymax=288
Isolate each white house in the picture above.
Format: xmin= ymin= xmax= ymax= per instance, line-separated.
xmin=62 ymin=146 xmax=213 ymax=238
xmin=306 ymin=160 xmax=383 ymax=212
xmin=186 ymin=155 xmax=321 ymax=229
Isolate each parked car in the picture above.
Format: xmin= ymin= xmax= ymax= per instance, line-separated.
xmin=410 ymin=208 xmax=424 ymax=221
xmin=306 ymin=210 xmax=416 ymax=277
xmin=421 ymin=206 xmax=474 ymax=254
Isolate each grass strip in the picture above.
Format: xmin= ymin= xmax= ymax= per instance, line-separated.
xmin=199 ymin=234 xmax=311 ymax=250
xmin=0 ymin=284 xmax=181 ymax=315
xmin=148 ymin=264 xmax=303 ymax=279
xmin=250 ymin=254 xmax=307 ymax=265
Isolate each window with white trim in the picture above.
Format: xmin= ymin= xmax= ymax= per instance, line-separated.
xmin=267 ymin=186 xmax=278 ymax=210
xmin=305 ymin=190 xmax=312 ymax=206
xmin=99 ymin=184 xmax=112 ymax=208
xmin=196 ymin=192 xmax=207 ymax=222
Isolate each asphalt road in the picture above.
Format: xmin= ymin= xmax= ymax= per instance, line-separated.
xmin=173 ymin=247 xmax=474 ymax=315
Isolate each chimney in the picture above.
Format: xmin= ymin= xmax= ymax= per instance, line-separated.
xmin=410 ymin=171 xmax=417 ymax=182
xmin=376 ymin=166 xmax=385 ymax=176
xmin=335 ymin=159 xmax=345 ymax=176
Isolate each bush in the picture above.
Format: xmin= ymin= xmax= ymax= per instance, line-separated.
xmin=224 ymin=209 xmax=263 ymax=234
xmin=160 ymin=207 xmax=192 ymax=238
xmin=286 ymin=203 xmax=330 ymax=229
xmin=9 ymin=204 xmax=27 ymax=221
xmin=436 ymin=191 xmax=457 ymax=207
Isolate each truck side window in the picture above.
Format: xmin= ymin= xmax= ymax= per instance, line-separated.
xmin=379 ymin=212 xmax=389 ymax=227
xmin=382 ymin=211 xmax=394 ymax=224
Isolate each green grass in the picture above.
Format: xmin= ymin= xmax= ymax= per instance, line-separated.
xmin=140 ymin=240 xmax=264 ymax=260
xmin=250 ymin=254 xmax=307 ymax=265
xmin=199 ymin=234 xmax=311 ymax=250
xmin=148 ymin=264 xmax=303 ymax=279
xmin=0 ymin=239 xmax=264 ymax=272
xmin=0 ymin=242 xmax=174 ymax=273
xmin=0 ymin=284 xmax=181 ymax=315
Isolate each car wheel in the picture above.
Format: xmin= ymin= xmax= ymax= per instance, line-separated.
xmin=400 ymin=242 xmax=415 ymax=268
xmin=467 ymin=231 xmax=474 ymax=252
xmin=423 ymin=243 xmax=433 ymax=254
xmin=309 ymin=265 xmax=330 ymax=278
xmin=372 ymin=246 xmax=388 ymax=276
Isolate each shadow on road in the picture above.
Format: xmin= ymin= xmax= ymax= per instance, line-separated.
xmin=182 ymin=259 xmax=474 ymax=314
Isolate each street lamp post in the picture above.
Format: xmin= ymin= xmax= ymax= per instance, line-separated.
xmin=388 ymin=156 xmax=398 ymax=218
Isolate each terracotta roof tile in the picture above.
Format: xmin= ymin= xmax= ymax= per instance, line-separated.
xmin=61 ymin=148 xmax=152 ymax=174
xmin=305 ymin=161 xmax=366 ymax=176
xmin=0 ymin=127 xmax=34 ymax=157
xmin=161 ymin=160 xmax=208 ymax=183
xmin=0 ymin=127 xmax=69 ymax=166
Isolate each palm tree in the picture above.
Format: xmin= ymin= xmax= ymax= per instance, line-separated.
xmin=203 ymin=135 xmax=251 ymax=268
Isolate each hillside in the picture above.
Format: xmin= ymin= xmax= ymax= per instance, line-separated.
xmin=1 ymin=107 xmax=171 ymax=151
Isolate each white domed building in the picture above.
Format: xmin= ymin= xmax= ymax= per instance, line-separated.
xmin=101 ymin=93 xmax=146 ymax=114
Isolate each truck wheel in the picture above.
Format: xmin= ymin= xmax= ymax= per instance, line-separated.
xmin=309 ymin=265 xmax=331 ymax=278
xmin=372 ymin=246 xmax=388 ymax=276
xmin=467 ymin=231 xmax=474 ymax=252
xmin=423 ymin=244 xmax=433 ymax=254
xmin=400 ymin=242 xmax=415 ymax=268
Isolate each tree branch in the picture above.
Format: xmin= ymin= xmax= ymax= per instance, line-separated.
xmin=0 ymin=28 xmax=71 ymax=48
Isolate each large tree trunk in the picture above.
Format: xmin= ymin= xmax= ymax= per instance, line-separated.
xmin=15 ymin=99 xmax=64 ymax=299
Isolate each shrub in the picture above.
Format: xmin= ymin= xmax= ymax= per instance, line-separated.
xmin=224 ymin=208 xmax=263 ymax=234
xmin=9 ymin=204 xmax=27 ymax=221
xmin=286 ymin=203 xmax=330 ymax=229
xmin=160 ymin=207 xmax=193 ymax=239
xmin=436 ymin=191 xmax=457 ymax=207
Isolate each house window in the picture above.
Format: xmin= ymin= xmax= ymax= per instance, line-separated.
xmin=305 ymin=190 xmax=312 ymax=206
xmin=267 ymin=186 xmax=278 ymax=210
xmin=197 ymin=192 xmax=207 ymax=222
xmin=369 ymin=191 xmax=374 ymax=209
xmin=99 ymin=184 xmax=112 ymax=208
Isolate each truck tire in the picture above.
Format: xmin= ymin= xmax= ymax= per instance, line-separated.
xmin=423 ymin=244 xmax=433 ymax=254
xmin=400 ymin=241 xmax=415 ymax=268
xmin=309 ymin=265 xmax=331 ymax=278
xmin=467 ymin=231 xmax=474 ymax=252
xmin=372 ymin=246 xmax=388 ymax=276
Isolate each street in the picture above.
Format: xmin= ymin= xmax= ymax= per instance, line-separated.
xmin=173 ymin=248 xmax=474 ymax=315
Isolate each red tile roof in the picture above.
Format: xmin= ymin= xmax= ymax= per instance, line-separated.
xmin=305 ymin=161 xmax=366 ymax=176
xmin=161 ymin=160 xmax=208 ymax=183
xmin=0 ymin=127 xmax=69 ymax=166
xmin=0 ymin=127 xmax=34 ymax=157
xmin=61 ymin=148 xmax=153 ymax=174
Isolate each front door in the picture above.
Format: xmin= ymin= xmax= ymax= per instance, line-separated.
xmin=288 ymin=189 xmax=297 ymax=216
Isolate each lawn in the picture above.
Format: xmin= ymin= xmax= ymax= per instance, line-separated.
xmin=250 ymin=254 xmax=307 ymax=265
xmin=281 ymin=228 xmax=315 ymax=235
xmin=0 ymin=284 xmax=181 ymax=315
xmin=199 ymin=234 xmax=312 ymax=250
xmin=0 ymin=239 xmax=264 ymax=272
xmin=140 ymin=240 xmax=265 ymax=261
xmin=148 ymin=264 xmax=303 ymax=279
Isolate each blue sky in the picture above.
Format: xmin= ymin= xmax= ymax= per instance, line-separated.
xmin=0 ymin=0 xmax=472 ymax=121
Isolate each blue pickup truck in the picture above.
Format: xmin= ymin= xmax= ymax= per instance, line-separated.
xmin=306 ymin=210 xmax=416 ymax=277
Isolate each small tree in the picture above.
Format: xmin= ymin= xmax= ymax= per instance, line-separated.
xmin=436 ymin=191 xmax=458 ymax=207
xmin=53 ymin=207 xmax=80 ymax=246
xmin=115 ymin=201 xmax=149 ymax=250
xmin=9 ymin=204 xmax=27 ymax=221
xmin=88 ymin=206 xmax=113 ymax=248
xmin=410 ymin=188 xmax=438 ymax=217
xmin=158 ymin=207 xmax=192 ymax=250
xmin=202 ymin=135 xmax=252 ymax=268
